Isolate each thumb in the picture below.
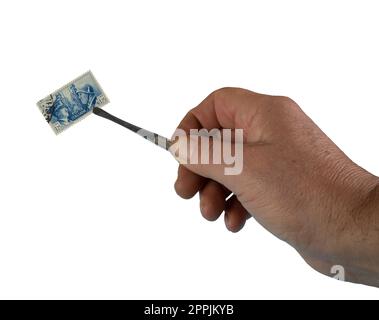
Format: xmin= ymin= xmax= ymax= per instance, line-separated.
xmin=168 ymin=131 xmax=244 ymax=191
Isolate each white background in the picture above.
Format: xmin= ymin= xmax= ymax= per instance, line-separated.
xmin=0 ymin=0 xmax=378 ymax=299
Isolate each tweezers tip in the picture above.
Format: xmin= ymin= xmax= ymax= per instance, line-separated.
xmin=92 ymin=107 xmax=102 ymax=115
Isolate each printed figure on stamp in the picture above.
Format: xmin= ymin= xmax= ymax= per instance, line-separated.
xmin=37 ymin=71 xmax=109 ymax=134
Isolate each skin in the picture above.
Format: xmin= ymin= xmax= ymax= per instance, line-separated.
xmin=170 ymin=87 xmax=379 ymax=287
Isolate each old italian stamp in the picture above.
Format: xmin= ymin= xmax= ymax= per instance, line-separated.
xmin=37 ymin=71 xmax=109 ymax=134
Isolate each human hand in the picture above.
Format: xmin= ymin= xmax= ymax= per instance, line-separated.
xmin=170 ymin=87 xmax=379 ymax=286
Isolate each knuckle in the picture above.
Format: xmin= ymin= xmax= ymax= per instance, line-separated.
xmin=274 ymin=95 xmax=298 ymax=108
xmin=174 ymin=180 xmax=192 ymax=199
xmin=214 ymin=86 xmax=242 ymax=93
xmin=212 ymin=87 xmax=239 ymax=100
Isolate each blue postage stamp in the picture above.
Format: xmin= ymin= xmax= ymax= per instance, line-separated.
xmin=37 ymin=71 xmax=109 ymax=134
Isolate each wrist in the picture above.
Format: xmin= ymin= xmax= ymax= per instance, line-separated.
xmin=330 ymin=163 xmax=379 ymax=285
xmin=299 ymin=157 xmax=379 ymax=286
